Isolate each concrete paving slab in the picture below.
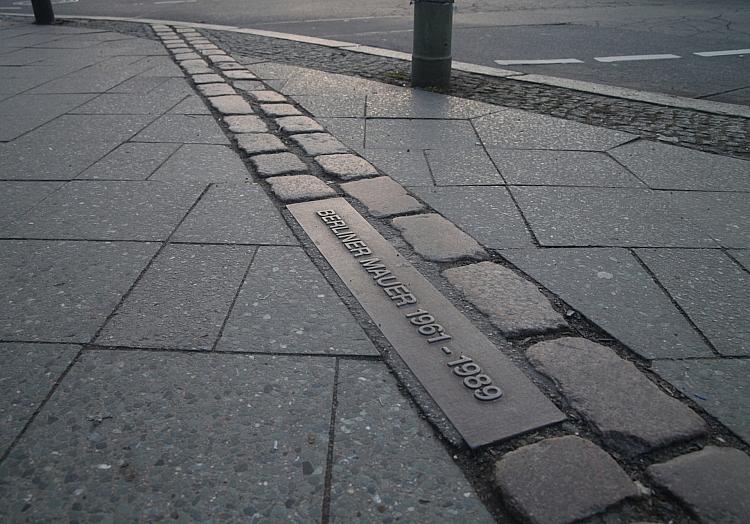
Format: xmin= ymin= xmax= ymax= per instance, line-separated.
xmin=360 ymin=149 xmax=434 ymax=187
xmin=511 ymin=187 xmax=717 ymax=247
xmin=502 ymin=248 xmax=713 ymax=359
xmin=107 ymin=75 xmax=171 ymax=94
xmin=0 ymin=93 xmax=95 ymax=141
xmin=413 ymin=186 xmax=534 ymax=248
xmin=0 ymin=351 xmax=335 ymax=521
xmin=637 ymin=249 xmax=750 ymax=356
xmin=667 ymin=191 xmax=750 ymax=249
xmin=317 ymin=118 xmax=365 ymax=152
xmin=132 ymin=114 xmax=228 ymax=144
xmin=97 ymin=245 xmax=254 ymax=350
xmin=0 ymin=181 xmax=64 ymax=220
xmin=0 ymin=114 xmax=153 ymax=180
xmin=292 ymin=94 xmax=365 ymax=118
xmin=216 ymin=246 xmax=377 ymax=355
xmin=167 ymin=95 xmax=211 ymax=114
xmin=426 ymin=147 xmax=504 ymax=186
xmin=365 ymin=119 xmax=480 ymax=150
xmin=730 ymin=249 xmax=750 ymax=270
xmin=28 ymin=57 xmax=153 ymax=94
xmin=473 ymin=109 xmax=635 ymax=151
xmin=610 ymin=140 xmax=750 ymax=191
xmin=331 ymin=360 xmax=493 ymax=523
xmin=70 ymin=84 xmax=191 ymax=115
xmin=173 ymin=183 xmax=298 ymax=245
xmin=0 ymin=343 xmax=79 ymax=456
xmin=366 ymin=90 xmax=500 ymax=119
xmin=77 ymin=142 xmax=179 ymax=180
xmin=0 ymin=240 xmax=158 ymax=343
xmin=653 ymin=359 xmax=750 ymax=445
xmin=1 ymin=181 xmax=204 ymax=241
xmin=487 ymin=149 xmax=644 ymax=187
xmin=150 ymin=144 xmax=251 ymax=183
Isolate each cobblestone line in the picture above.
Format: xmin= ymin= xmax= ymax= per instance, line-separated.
xmin=154 ymin=24 xmax=749 ymax=524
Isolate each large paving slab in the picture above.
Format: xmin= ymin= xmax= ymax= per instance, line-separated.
xmin=132 ymin=114 xmax=229 ymax=144
xmin=77 ymin=142 xmax=180 ymax=180
xmin=0 ymin=342 xmax=79 ymax=456
xmin=0 ymin=93 xmax=95 ymax=141
xmin=360 ymin=149 xmax=434 ymax=187
xmin=292 ymin=94 xmax=365 ymax=118
xmin=27 ymin=56 xmax=154 ymax=94
xmin=413 ymin=186 xmax=534 ymax=248
xmin=730 ymin=249 xmax=750 ymax=270
xmin=528 ymin=338 xmax=707 ymax=455
xmin=216 ymin=246 xmax=377 ymax=356
xmin=365 ymin=90 xmax=500 ymax=119
xmin=0 ymin=351 xmax=335 ymax=522
xmin=610 ymin=140 xmax=750 ymax=191
xmin=173 ymin=183 xmax=298 ymax=245
xmin=97 ymin=245 xmax=254 ymax=350
xmin=637 ymin=249 xmax=750 ymax=356
xmin=510 ymin=187 xmax=717 ymax=247
xmin=149 ymin=144 xmax=251 ymax=183
xmin=502 ymin=248 xmax=712 ymax=359
xmin=68 ymin=81 xmax=191 ymax=115
xmin=666 ymin=191 xmax=749 ymax=248
xmin=0 ymin=114 xmax=153 ymax=180
xmin=647 ymin=447 xmax=750 ymax=524
xmin=425 ymin=147 xmax=504 ymax=186
xmin=365 ymin=119 xmax=480 ymax=150
xmin=494 ymin=436 xmax=638 ymax=524
xmin=331 ymin=360 xmax=493 ymax=522
xmin=653 ymin=359 xmax=750 ymax=445
xmin=0 ymin=181 xmax=64 ymax=220
xmin=0 ymin=240 xmax=158 ymax=343
xmin=473 ymin=109 xmax=634 ymax=151
xmin=487 ymin=149 xmax=644 ymax=187
xmin=393 ymin=213 xmax=487 ymax=262
xmin=1 ymin=181 xmax=205 ymax=241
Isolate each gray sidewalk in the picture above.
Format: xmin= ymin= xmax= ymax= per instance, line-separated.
xmin=1 ymin=17 xmax=749 ymax=524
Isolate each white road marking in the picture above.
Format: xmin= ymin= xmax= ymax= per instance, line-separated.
xmin=594 ymin=54 xmax=680 ymax=62
xmin=694 ymin=49 xmax=750 ymax=57
xmin=494 ymin=58 xmax=583 ymax=65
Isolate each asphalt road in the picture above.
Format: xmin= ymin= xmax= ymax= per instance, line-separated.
xmin=3 ymin=0 xmax=750 ymax=103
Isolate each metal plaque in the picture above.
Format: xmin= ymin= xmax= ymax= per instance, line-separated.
xmin=288 ymin=198 xmax=565 ymax=448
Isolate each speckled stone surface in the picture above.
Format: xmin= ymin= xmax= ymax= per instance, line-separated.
xmin=413 ymin=186 xmax=533 ymax=248
xmin=392 ymin=213 xmax=487 ymax=262
xmin=315 ymin=153 xmax=378 ymax=181
xmin=223 ymin=69 xmax=257 ymax=80
xmin=276 ymin=116 xmax=325 ymax=134
xmin=473 ymin=109 xmax=634 ymax=151
xmin=191 ymin=73 xmax=223 ymax=84
xmin=361 ymin=149 xmax=434 ymax=187
xmin=0 ymin=181 xmax=205 ymax=241
xmin=637 ymin=249 xmax=749 ymax=356
xmin=290 ymin=133 xmax=348 ymax=156
xmin=365 ymin=90 xmax=499 ymax=119
xmin=610 ymin=139 xmax=750 ymax=191
xmin=173 ymin=183 xmax=298 ymax=245
xmin=224 ymin=115 xmax=266 ymax=133
xmin=0 ymin=351 xmax=335 ymax=522
xmin=251 ymin=152 xmax=307 ymax=178
xmin=133 ymin=114 xmax=229 ymax=144
xmin=0 ymin=240 xmax=158 ymax=342
xmin=331 ymin=360 xmax=493 ymax=522
xmin=267 ymin=175 xmax=337 ymax=203
xmin=667 ymin=191 xmax=749 ymax=248
xmin=648 ymin=447 xmax=750 ymax=523
xmin=174 ymin=51 xmax=201 ymax=61
xmin=150 ymin=144 xmax=250 ymax=183
xmin=0 ymin=181 xmax=65 ymax=220
xmin=208 ymin=54 xmax=235 ymax=64
xmin=168 ymin=95 xmax=211 ymax=115
xmin=78 ymin=143 xmax=180 ymax=180
xmin=365 ymin=119 xmax=480 ymax=150
xmin=425 ymin=147 xmax=504 ymax=186
xmin=97 ymin=245 xmax=253 ymax=350
xmin=0 ymin=343 xmax=79 ymax=456
xmin=197 ymin=82 xmax=236 ymax=97
xmin=216 ymin=61 xmax=246 ymax=71
xmin=247 ymin=90 xmax=288 ymax=103
xmin=443 ymin=262 xmax=566 ymax=337
xmin=653 ymin=359 xmax=750 ymax=445
xmin=231 ymin=80 xmax=266 ymax=92
xmin=340 ymin=176 xmax=423 ymax=217
xmin=260 ymin=103 xmax=302 ymax=117
xmin=494 ymin=436 xmax=638 ymax=524
xmin=236 ymin=133 xmax=286 ymax=155
xmin=216 ymin=246 xmax=377 ymax=355
xmin=207 ymin=95 xmax=254 ymax=115
xmin=527 ymin=338 xmax=707 ymax=455
xmin=501 ymin=248 xmax=712 ymax=359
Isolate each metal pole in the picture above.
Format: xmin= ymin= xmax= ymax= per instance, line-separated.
xmin=31 ymin=0 xmax=55 ymax=25
xmin=411 ymin=0 xmax=453 ymax=88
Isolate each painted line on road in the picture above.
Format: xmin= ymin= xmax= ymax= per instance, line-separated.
xmin=694 ymin=49 xmax=750 ymax=57
xmin=594 ymin=54 xmax=681 ymax=63
xmin=494 ymin=58 xmax=583 ymax=65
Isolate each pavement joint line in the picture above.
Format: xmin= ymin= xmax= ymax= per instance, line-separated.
xmin=320 ymin=357 xmax=340 ymax=524
xmin=3 ymin=12 xmax=749 ymax=119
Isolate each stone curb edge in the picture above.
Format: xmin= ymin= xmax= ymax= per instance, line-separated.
xmin=4 ymin=12 xmax=750 ymax=119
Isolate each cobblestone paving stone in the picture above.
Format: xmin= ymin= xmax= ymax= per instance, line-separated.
xmin=393 ymin=214 xmax=487 ymax=262
xmin=340 ymin=176 xmax=423 ymax=217
xmin=266 ymin=174 xmax=337 ymax=203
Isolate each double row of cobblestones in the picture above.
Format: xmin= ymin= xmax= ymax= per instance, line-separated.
xmin=154 ymin=24 xmax=750 ymax=524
